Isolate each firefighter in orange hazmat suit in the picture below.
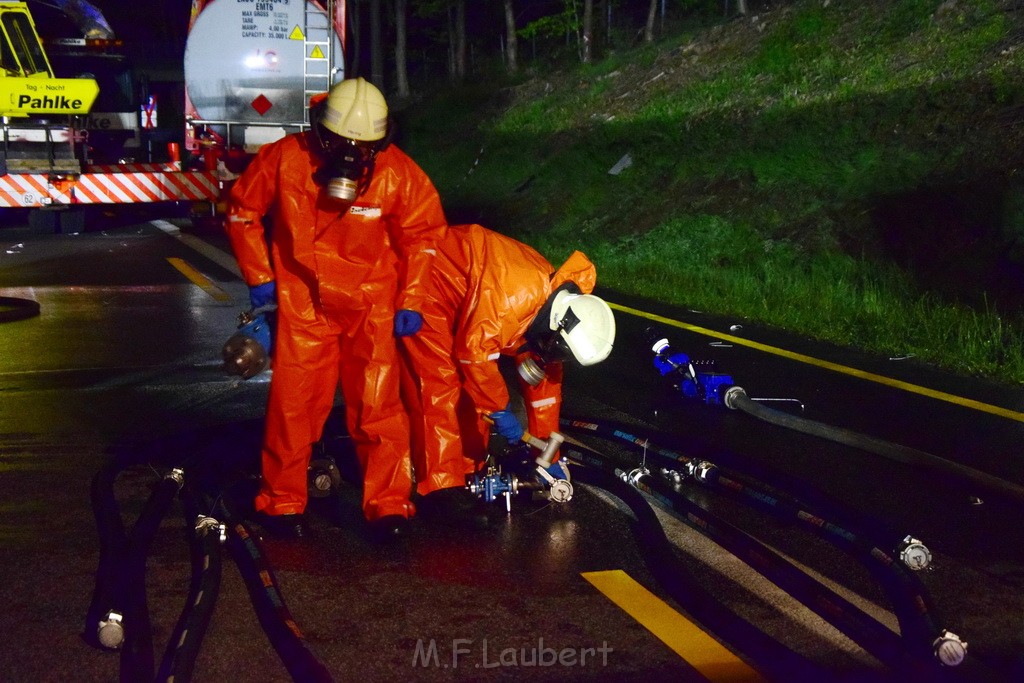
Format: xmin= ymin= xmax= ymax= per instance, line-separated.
xmin=401 ymin=224 xmax=616 ymax=523
xmin=225 ymin=78 xmax=447 ymax=539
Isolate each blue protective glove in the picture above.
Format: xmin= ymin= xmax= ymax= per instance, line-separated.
xmin=489 ymin=409 xmax=524 ymax=443
xmin=249 ymin=281 xmax=276 ymax=309
xmin=393 ymin=309 xmax=423 ymax=337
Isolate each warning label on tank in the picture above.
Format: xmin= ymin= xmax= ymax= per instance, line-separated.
xmin=238 ymin=0 xmax=293 ymax=40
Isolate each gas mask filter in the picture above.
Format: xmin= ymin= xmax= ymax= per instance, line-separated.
xmin=327 ymin=173 xmax=359 ymax=203
xmin=313 ymin=134 xmax=378 ymax=202
xmin=517 ymin=356 xmax=547 ymax=387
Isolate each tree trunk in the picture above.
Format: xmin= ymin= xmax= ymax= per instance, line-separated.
xmin=369 ymin=0 xmax=384 ymax=90
xmin=447 ymin=0 xmax=466 ymax=82
xmin=581 ymin=0 xmax=593 ymax=63
xmin=725 ymin=0 xmax=750 ymax=17
xmin=455 ymin=0 xmax=466 ymax=81
xmin=503 ymin=0 xmax=518 ymax=74
xmin=596 ymin=0 xmax=608 ymax=54
xmin=645 ymin=0 xmax=657 ymax=43
xmin=394 ymin=0 xmax=409 ymax=97
xmin=447 ymin=5 xmax=455 ymax=80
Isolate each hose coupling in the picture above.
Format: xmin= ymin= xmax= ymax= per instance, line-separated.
xmin=308 ymin=457 xmax=342 ymax=498
xmin=932 ymin=629 xmax=967 ymax=666
xmin=195 ymin=515 xmax=227 ymax=543
xmin=622 ymin=467 xmax=649 ymax=487
xmin=686 ymin=460 xmax=716 ymax=483
xmin=535 ymin=460 xmax=573 ymax=503
xmin=661 ymin=467 xmax=687 ymax=488
xmin=166 ymin=467 xmax=185 ymax=487
xmin=897 ymin=535 xmax=932 ymax=571
xmin=97 ymin=610 xmax=125 ymax=650
xmin=723 ymin=385 xmax=746 ymax=410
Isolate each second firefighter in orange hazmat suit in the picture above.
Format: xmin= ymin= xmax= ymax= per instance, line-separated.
xmin=225 ymin=77 xmax=446 ymax=540
xmin=400 ymin=223 xmax=616 ymax=525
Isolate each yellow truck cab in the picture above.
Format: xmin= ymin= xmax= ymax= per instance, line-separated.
xmin=1 ymin=0 xmax=97 ymax=176
xmin=0 ymin=0 xmax=97 ymax=116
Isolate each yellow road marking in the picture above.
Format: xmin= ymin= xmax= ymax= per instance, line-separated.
xmin=611 ymin=302 xmax=1024 ymax=424
xmin=582 ymin=570 xmax=767 ymax=682
xmin=166 ymin=257 xmax=232 ymax=302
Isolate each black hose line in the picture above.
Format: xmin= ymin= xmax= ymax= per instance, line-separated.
xmin=211 ymin=496 xmax=335 ymax=683
xmin=562 ymin=414 xmax=906 ymax=539
xmin=83 ymin=462 xmax=130 ymax=650
xmin=622 ymin=463 xmax=938 ymax=675
xmin=156 ymin=489 xmax=224 ymax=683
xmin=725 ymin=387 xmax=1024 ymax=507
xmin=694 ymin=461 xmax=947 ymax=658
xmin=0 ymin=296 xmax=40 ymax=323
xmin=560 ymin=418 xmax=952 ymax=668
xmin=119 ymin=471 xmax=184 ymax=683
xmin=560 ymin=417 xmax=912 ymax=562
xmin=569 ymin=459 xmax=826 ymax=682
xmin=87 ymin=442 xmax=332 ymax=683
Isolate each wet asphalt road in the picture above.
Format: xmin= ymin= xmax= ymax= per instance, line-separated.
xmin=0 ymin=212 xmax=1022 ymax=682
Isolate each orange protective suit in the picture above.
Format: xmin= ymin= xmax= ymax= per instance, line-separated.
xmin=225 ymin=131 xmax=446 ymax=520
xmin=401 ymin=224 xmax=598 ymax=496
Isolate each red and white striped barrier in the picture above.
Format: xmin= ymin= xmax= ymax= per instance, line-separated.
xmin=0 ymin=170 xmax=219 ymax=207
xmin=84 ymin=162 xmax=183 ymax=173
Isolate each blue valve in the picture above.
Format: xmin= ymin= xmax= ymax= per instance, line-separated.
xmin=650 ymin=335 xmax=734 ymax=407
xmin=467 ymin=471 xmax=516 ymax=504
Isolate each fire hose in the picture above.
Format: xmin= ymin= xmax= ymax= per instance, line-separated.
xmin=648 ymin=328 xmax=1024 ymax=507
xmin=83 ymin=449 xmax=333 ymax=682
xmin=565 ymin=459 xmax=826 ymax=681
xmin=723 ymin=385 xmax=1024 ymax=506
xmin=532 ymin=326 xmax=1005 ymax=672
xmin=558 ymin=418 xmax=978 ymax=673
xmin=156 ymin=492 xmax=223 ymax=682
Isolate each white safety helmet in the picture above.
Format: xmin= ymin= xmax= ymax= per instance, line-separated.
xmin=547 ymin=290 xmax=616 ymax=366
xmin=320 ymin=77 xmax=388 ymax=142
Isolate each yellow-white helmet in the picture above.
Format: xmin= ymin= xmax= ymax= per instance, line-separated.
xmin=320 ymin=77 xmax=388 ymax=142
xmin=547 ymin=290 xmax=616 ymax=366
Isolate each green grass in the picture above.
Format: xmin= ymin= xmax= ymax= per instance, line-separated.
xmin=401 ymin=0 xmax=1024 ymax=384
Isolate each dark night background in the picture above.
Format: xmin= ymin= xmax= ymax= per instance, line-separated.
xmin=27 ymin=0 xmax=623 ymax=84
xmin=23 ymin=0 xmax=583 ymax=149
xmin=29 ymin=0 xmax=189 ymax=74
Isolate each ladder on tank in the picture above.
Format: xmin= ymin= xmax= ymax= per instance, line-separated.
xmin=303 ymin=0 xmax=337 ymax=124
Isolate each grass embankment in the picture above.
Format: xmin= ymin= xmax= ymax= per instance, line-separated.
xmin=401 ymin=0 xmax=1024 ymax=383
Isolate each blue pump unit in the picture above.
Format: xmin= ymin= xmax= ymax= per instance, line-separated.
xmin=650 ymin=335 xmax=734 ymax=406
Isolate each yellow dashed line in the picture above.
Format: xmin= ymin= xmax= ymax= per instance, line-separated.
xmin=611 ymin=302 xmax=1024 ymax=424
xmin=583 ymin=570 xmax=767 ymax=682
xmin=166 ymin=257 xmax=232 ymax=302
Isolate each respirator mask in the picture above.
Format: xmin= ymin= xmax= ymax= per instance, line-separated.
xmin=517 ymin=283 xmax=582 ymax=386
xmin=308 ymin=77 xmax=391 ymax=202
xmin=312 ymin=128 xmax=382 ymax=202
